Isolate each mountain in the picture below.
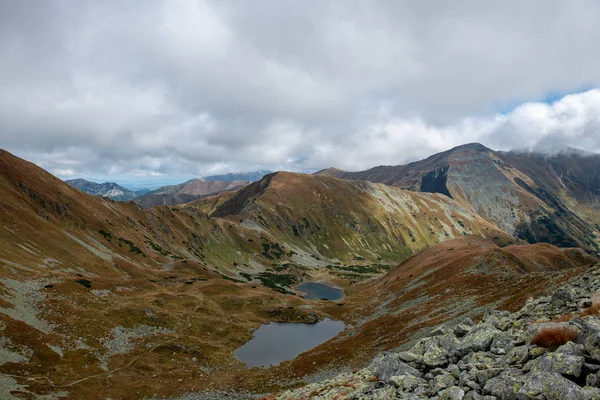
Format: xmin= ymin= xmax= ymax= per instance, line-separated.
xmin=0 ymin=147 xmax=597 ymax=399
xmin=202 ymin=170 xmax=271 ymax=182
xmin=316 ymin=143 xmax=600 ymax=252
xmin=134 ymin=178 xmax=251 ymax=208
xmin=65 ymin=178 xmax=137 ymax=201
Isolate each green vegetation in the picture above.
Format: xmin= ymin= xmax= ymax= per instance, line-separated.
xmin=76 ymin=279 xmax=92 ymax=288
xmin=256 ymin=272 xmax=298 ymax=295
xmin=118 ymin=237 xmax=145 ymax=256
xmin=98 ymin=230 xmax=112 ymax=241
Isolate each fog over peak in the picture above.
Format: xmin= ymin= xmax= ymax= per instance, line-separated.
xmin=2 ymin=0 xmax=600 ymax=180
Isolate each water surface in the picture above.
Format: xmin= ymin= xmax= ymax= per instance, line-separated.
xmin=234 ymin=318 xmax=345 ymax=368
xmin=296 ymin=282 xmax=344 ymax=300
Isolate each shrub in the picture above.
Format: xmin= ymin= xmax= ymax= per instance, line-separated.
xmin=530 ymin=327 xmax=577 ymax=349
xmin=581 ymin=302 xmax=600 ymax=317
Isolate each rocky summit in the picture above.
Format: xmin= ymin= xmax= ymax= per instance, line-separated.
xmin=270 ymin=265 xmax=600 ymax=399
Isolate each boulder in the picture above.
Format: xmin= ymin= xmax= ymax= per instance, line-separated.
xmin=459 ymin=324 xmax=501 ymax=355
xmin=439 ymin=386 xmax=465 ymax=400
xmin=516 ymin=371 xmax=583 ymax=400
xmin=369 ymin=352 xmax=422 ymax=383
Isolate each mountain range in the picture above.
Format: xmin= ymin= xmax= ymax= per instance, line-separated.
xmin=65 ymin=171 xmax=271 ymax=207
xmin=0 ymin=144 xmax=599 ymax=399
xmin=318 ymin=143 xmax=600 ymax=252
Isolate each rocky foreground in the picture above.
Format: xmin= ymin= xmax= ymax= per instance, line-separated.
xmin=270 ymin=264 xmax=600 ymax=399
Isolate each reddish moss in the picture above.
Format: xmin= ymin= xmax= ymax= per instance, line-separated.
xmin=531 ymin=327 xmax=577 ymax=349
xmin=581 ymin=302 xmax=600 ymax=317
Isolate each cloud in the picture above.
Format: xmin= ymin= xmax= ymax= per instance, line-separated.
xmin=1 ymin=0 xmax=600 ymax=179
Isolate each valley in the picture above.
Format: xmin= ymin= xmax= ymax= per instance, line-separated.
xmin=0 ymin=146 xmax=599 ymax=399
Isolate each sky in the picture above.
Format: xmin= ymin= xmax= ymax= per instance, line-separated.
xmin=2 ymin=1 xmax=600 ymax=184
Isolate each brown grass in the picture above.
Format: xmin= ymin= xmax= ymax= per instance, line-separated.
xmin=552 ymin=313 xmax=575 ymax=323
xmin=581 ymin=302 xmax=600 ymax=317
xmin=531 ymin=327 xmax=577 ymax=349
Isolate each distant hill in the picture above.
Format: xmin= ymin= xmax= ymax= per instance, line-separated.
xmin=316 ymin=143 xmax=600 ymax=252
xmin=65 ymin=178 xmax=137 ymax=201
xmin=203 ymin=170 xmax=271 ymax=182
xmin=134 ymin=178 xmax=251 ymax=208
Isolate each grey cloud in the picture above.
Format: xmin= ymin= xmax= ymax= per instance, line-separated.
xmin=2 ymin=0 xmax=600 ymax=179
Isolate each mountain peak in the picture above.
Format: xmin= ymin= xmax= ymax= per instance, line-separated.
xmin=447 ymin=142 xmax=491 ymax=152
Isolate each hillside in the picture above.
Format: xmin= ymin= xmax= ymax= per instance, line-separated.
xmin=0 ymin=148 xmax=597 ymax=399
xmin=65 ymin=178 xmax=137 ymax=201
xmin=272 ymin=262 xmax=600 ymax=399
xmin=134 ymin=178 xmax=250 ymax=208
xmin=317 ymin=143 xmax=600 ymax=252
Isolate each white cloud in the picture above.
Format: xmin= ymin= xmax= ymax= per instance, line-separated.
xmin=1 ymin=0 xmax=600 ymax=179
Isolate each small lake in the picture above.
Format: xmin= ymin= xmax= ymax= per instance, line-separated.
xmin=234 ymin=318 xmax=345 ymax=368
xmin=296 ymin=282 xmax=344 ymax=300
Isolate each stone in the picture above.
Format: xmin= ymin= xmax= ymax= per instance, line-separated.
xmin=516 ymin=371 xmax=583 ymax=399
xmin=455 ymin=318 xmax=476 ymax=337
xmin=587 ymin=371 xmax=600 ymax=388
xmin=550 ymin=288 xmax=577 ymax=308
xmin=491 ymin=333 xmax=515 ymax=355
xmin=579 ymin=299 xmax=593 ymax=309
xmin=369 ymin=352 xmax=422 ymax=383
xmin=439 ymin=386 xmax=465 ymax=400
xmin=483 ymin=374 xmax=523 ymax=399
xmin=390 ymin=374 xmax=424 ymax=392
xmin=431 ymin=372 xmax=457 ymax=394
xmin=459 ymin=324 xmax=501 ymax=355
xmin=499 ymin=346 xmax=529 ymax=367
xmin=524 ymin=352 xmax=585 ymax=378
xmin=571 ymin=317 xmax=600 ymax=362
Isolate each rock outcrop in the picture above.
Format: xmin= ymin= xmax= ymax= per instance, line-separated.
xmin=270 ymin=265 xmax=600 ymax=399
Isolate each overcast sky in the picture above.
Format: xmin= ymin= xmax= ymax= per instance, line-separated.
xmin=2 ymin=1 xmax=600 ymax=183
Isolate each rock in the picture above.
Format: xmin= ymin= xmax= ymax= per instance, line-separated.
xmin=473 ymin=368 xmax=504 ymax=384
xmin=587 ymin=371 xmax=600 ymax=387
xmin=499 ymin=346 xmax=529 ymax=367
xmin=455 ymin=318 xmax=476 ymax=337
xmin=390 ymin=374 xmax=424 ymax=391
xmin=571 ymin=317 xmax=600 ymax=362
xmin=483 ymin=374 xmax=523 ymax=399
xmin=579 ymin=299 xmax=593 ymax=309
xmin=411 ymin=337 xmax=450 ymax=367
xmin=555 ymin=341 xmax=585 ymax=356
xmin=464 ymin=392 xmax=483 ymax=400
xmin=370 ymin=352 xmax=422 ymax=383
xmin=398 ymin=351 xmax=424 ymax=363
xmin=516 ymin=371 xmax=583 ymax=400
xmin=582 ymin=386 xmax=600 ymax=399
xmin=524 ymin=351 xmax=585 ymax=378
xmin=439 ymin=386 xmax=465 ymax=400
xmin=550 ymin=288 xmax=577 ymax=308
xmin=491 ymin=333 xmax=515 ymax=355
xmin=459 ymin=324 xmax=501 ymax=355
xmin=431 ymin=372 xmax=457 ymax=394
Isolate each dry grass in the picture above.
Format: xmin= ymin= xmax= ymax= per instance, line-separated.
xmin=552 ymin=313 xmax=575 ymax=323
xmin=531 ymin=327 xmax=577 ymax=349
xmin=581 ymin=302 xmax=600 ymax=317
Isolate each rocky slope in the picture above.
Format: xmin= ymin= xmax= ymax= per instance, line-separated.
xmin=65 ymin=178 xmax=137 ymax=201
xmin=317 ymin=144 xmax=600 ymax=252
xmin=270 ymin=264 xmax=600 ymax=399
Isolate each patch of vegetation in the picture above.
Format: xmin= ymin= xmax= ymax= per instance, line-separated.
xmin=239 ymin=272 xmax=253 ymax=281
xmin=292 ymin=225 xmax=300 ymax=236
xmin=530 ymin=327 xmax=577 ymax=350
xmin=326 ymin=264 xmax=391 ymax=274
xmin=118 ymin=237 xmax=145 ymax=256
xmin=99 ymin=230 xmax=113 ymax=241
xmin=76 ymin=279 xmax=92 ymax=288
xmin=256 ymin=272 xmax=298 ymax=295
xmin=217 ymin=272 xmax=244 ymax=283
xmin=145 ymin=240 xmax=171 ymax=257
